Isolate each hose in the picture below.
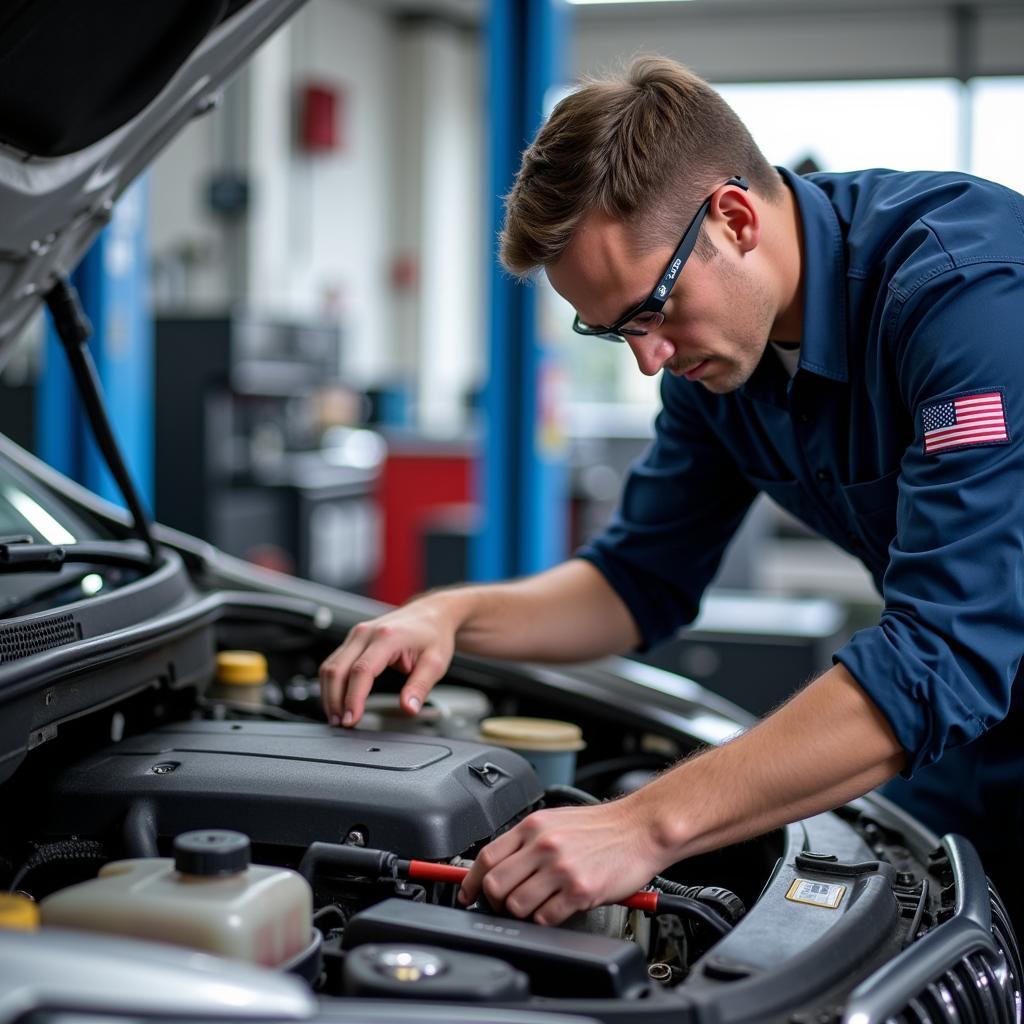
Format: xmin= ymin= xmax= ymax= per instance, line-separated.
xmin=9 ymin=839 xmax=108 ymax=895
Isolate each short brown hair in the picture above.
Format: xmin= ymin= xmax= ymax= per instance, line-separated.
xmin=500 ymin=56 xmax=784 ymax=278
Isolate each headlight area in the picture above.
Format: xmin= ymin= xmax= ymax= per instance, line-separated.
xmin=0 ymin=621 xmax=1019 ymax=1022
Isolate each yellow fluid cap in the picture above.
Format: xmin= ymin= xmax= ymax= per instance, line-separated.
xmin=216 ymin=650 xmax=269 ymax=686
xmin=480 ymin=716 xmax=585 ymax=752
xmin=0 ymin=893 xmax=40 ymax=930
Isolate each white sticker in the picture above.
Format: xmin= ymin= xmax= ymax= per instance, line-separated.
xmin=786 ymin=878 xmax=847 ymax=909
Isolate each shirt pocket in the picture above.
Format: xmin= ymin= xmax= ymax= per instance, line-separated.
xmin=841 ymin=470 xmax=900 ymax=560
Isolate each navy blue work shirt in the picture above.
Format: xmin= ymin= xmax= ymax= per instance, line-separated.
xmin=579 ymin=166 xmax=1024 ymax=783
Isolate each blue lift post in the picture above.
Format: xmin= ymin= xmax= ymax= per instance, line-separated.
xmin=38 ymin=175 xmax=154 ymax=512
xmin=474 ymin=0 xmax=572 ymax=583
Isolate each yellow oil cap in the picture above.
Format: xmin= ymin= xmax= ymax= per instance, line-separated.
xmin=216 ymin=651 xmax=268 ymax=686
xmin=480 ymin=717 xmax=585 ymax=752
xmin=0 ymin=893 xmax=40 ymax=930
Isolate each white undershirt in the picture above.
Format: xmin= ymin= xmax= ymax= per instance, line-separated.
xmin=771 ymin=343 xmax=801 ymax=378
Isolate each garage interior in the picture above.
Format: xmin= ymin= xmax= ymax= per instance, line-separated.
xmin=3 ymin=0 xmax=1021 ymax=718
xmin=1 ymin=0 xmax=1024 ymax=1016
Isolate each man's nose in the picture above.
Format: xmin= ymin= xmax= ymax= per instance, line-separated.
xmin=627 ymin=334 xmax=674 ymax=376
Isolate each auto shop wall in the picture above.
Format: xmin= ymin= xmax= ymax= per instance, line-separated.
xmin=148 ymin=1 xmax=487 ymax=601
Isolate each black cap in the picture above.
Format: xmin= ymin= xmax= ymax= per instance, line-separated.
xmin=174 ymin=830 xmax=250 ymax=876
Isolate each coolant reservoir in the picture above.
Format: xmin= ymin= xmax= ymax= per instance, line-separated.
xmin=39 ymin=830 xmax=311 ymax=967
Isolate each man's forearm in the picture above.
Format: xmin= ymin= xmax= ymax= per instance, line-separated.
xmin=437 ymin=558 xmax=642 ymax=663
xmin=626 ymin=662 xmax=906 ymax=861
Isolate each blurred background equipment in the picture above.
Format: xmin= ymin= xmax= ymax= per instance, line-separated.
xmin=154 ymin=314 xmax=381 ymax=591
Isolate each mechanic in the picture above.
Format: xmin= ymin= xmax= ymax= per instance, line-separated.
xmin=321 ymin=56 xmax=1024 ymax=932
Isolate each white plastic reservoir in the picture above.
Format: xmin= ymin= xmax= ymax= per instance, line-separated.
xmin=40 ymin=830 xmax=312 ymax=968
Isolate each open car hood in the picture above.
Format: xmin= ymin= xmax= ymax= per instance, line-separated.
xmin=0 ymin=0 xmax=306 ymax=370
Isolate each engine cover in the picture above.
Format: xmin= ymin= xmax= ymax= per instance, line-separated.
xmin=43 ymin=720 xmax=543 ymax=859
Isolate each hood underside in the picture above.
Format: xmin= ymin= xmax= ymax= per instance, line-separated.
xmin=0 ymin=0 xmax=306 ymax=368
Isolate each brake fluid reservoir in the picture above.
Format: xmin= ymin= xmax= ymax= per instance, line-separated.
xmin=39 ymin=830 xmax=311 ymax=967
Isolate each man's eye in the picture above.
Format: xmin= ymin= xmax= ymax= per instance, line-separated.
xmin=625 ymin=310 xmax=664 ymax=330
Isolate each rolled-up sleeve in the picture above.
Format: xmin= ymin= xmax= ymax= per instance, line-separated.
xmin=577 ymin=375 xmax=757 ymax=650
xmin=835 ymin=261 xmax=1024 ymax=776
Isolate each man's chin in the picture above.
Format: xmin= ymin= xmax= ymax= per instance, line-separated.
xmin=697 ymin=363 xmax=747 ymax=395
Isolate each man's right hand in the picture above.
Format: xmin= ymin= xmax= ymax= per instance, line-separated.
xmin=319 ymin=594 xmax=461 ymax=727
xmin=318 ymin=561 xmax=640 ymax=729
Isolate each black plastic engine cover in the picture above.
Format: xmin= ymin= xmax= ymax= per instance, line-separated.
xmin=43 ymin=720 xmax=543 ymax=859
xmin=343 ymin=899 xmax=649 ymax=999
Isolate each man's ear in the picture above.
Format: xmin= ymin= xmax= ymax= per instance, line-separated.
xmin=714 ymin=184 xmax=759 ymax=254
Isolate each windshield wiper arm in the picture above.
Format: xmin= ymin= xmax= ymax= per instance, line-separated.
xmin=0 ymin=538 xmax=155 ymax=573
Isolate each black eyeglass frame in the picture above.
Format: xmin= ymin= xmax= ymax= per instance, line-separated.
xmin=571 ymin=175 xmax=749 ymax=343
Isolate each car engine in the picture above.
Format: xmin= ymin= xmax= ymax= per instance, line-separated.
xmin=2 ymin=655 xmax=761 ymax=1004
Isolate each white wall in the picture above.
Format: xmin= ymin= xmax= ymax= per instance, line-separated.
xmin=150 ymin=0 xmax=401 ymax=388
xmin=149 ymin=0 xmax=484 ymax=413
xmin=282 ymin=0 xmax=398 ymax=386
xmin=393 ymin=21 xmax=484 ymax=434
xmin=149 ymin=90 xmax=233 ymax=309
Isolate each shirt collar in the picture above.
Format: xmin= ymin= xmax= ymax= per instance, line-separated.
xmin=780 ymin=166 xmax=849 ymax=383
xmin=740 ymin=168 xmax=849 ymax=404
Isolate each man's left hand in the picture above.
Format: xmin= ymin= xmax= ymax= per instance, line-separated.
xmin=457 ymin=799 xmax=666 ymax=926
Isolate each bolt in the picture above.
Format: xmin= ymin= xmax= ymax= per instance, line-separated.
xmin=151 ymin=762 xmax=177 ymax=775
xmin=345 ymin=830 xmax=366 ymax=847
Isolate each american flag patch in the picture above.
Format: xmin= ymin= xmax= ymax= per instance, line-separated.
xmin=921 ymin=390 xmax=1009 ymax=454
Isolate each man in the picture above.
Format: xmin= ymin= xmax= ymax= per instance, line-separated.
xmin=321 ymin=56 xmax=1024 ymax=931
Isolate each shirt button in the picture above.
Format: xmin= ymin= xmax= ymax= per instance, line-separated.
xmin=816 ymin=469 xmax=831 ymax=482
xmin=799 ymin=412 xmax=811 ymax=424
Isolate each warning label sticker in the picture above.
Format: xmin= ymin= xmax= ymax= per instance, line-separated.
xmin=785 ymin=878 xmax=847 ymax=909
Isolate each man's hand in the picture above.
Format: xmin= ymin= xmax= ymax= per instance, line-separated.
xmin=320 ymin=596 xmax=460 ymax=727
xmin=319 ymin=562 xmax=640 ymax=728
xmin=457 ymin=798 xmax=666 ymax=926
xmin=458 ymin=665 xmax=905 ymax=926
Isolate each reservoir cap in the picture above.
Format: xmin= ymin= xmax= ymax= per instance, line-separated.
xmin=215 ymin=651 xmax=268 ymax=686
xmin=0 ymin=893 xmax=39 ymax=930
xmin=174 ymin=829 xmax=250 ymax=876
xmin=479 ymin=717 xmax=585 ymax=752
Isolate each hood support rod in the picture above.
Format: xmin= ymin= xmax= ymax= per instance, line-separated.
xmin=44 ymin=276 xmax=158 ymax=563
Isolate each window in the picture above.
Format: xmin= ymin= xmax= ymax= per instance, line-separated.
xmin=557 ymin=76 xmax=1022 ymax=413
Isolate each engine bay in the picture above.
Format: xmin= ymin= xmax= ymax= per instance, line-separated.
xmin=1 ymin=611 xmax=977 ymax=1022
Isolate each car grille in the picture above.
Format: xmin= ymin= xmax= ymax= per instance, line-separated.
xmin=0 ymin=613 xmax=80 ymax=663
xmin=886 ymin=886 xmax=1021 ymax=1024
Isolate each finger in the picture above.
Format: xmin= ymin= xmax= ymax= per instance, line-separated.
xmin=458 ymin=829 xmax=525 ymax=906
xmin=530 ymin=889 xmax=583 ymax=928
xmin=319 ymin=632 xmax=371 ymax=723
xmin=502 ymin=868 xmax=562 ymax=922
xmin=400 ymin=648 xmax=450 ymax=715
xmin=341 ymin=639 xmax=404 ymax=726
